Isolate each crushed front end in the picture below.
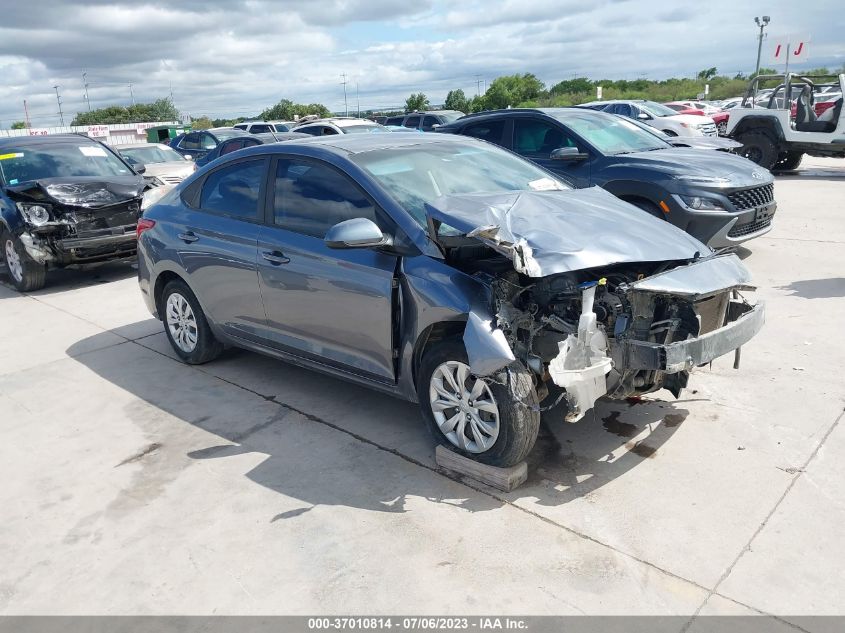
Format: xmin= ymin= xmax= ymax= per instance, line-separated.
xmin=426 ymin=188 xmax=765 ymax=422
xmin=5 ymin=179 xmax=147 ymax=266
xmin=486 ymin=255 xmax=764 ymax=420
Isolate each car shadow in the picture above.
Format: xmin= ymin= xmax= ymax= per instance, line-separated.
xmin=66 ymin=326 xmax=691 ymax=515
xmin=775 ymin=165 xmax=845 ymax=182
xmin=775 ymin=277 xmax=845 ymax=299
xmin=0 ymin=260 xmax=137 ymax=298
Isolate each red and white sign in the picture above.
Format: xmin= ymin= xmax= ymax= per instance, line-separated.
xmin=135 ymin=122 xmax=156 ymax=135
xmin=772 ymin=35 xmax=810 ymax=63
xmin=27 ymin=128 xmax=49 ymax=136
xmin=87 ymin=125 xmax=110 ymax=138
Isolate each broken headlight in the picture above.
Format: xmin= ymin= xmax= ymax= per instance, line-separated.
xmin=16 ymin=203 xmax=51 ymax=226
xmin=679 ymin=195 xmax=725 ymax=211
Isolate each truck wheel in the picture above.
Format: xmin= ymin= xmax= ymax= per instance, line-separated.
xmin=773 ymin=151 xmax=803 ymax=172
xmin=737 ymin=132 xmax=778 ymax=169
xmin=418 ymin=339 xmax=540 ymax=468
xmin=161 ymin=279 xmax=224 ymax=364
xmin=1 ymin=231 xmax=47 ymax=292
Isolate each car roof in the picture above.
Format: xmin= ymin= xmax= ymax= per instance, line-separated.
xmin=0 ymin=133 xmax=103 ymax=148
xmin=447 ymin=107 xmax=617 ymax=124
xmin=114 ymin=142 xmax=173 ymax=149
xmin=241 ymin=131 xmax=481 ymax=156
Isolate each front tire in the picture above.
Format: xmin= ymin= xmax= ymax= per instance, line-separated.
xmin=161 ymin=279 xmax=223 ymax=364
xmin=418 ymin=339 xmax=540 ymax=468
xmin=773 ymin=151 xmax=803 ymax=172
xmin=737 ymin=131 xmax=778 ymax=169
xmin=1 ymin=231 xmax=46 ymax=292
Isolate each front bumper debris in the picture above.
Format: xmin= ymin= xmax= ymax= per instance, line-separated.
xmin=614 ymin=300 xmax=765 ymax=373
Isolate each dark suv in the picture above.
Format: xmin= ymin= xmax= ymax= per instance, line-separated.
xmin=385 ymin=110 xmax=465 ymax=131
xmin=0 ymin=134 xmax=148 ymax=291
xmin=437 ymin=108 xmax=776 ymax=249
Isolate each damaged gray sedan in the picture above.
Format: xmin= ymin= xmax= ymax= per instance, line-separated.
xmin=137 ymin=133 xmax=764 ymax=467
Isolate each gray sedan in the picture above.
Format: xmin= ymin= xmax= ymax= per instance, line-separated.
xmin=136 ymin=134 xmax=763 ymax=467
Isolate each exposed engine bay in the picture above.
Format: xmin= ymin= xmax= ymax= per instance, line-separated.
xmin=425 ymin=188 xmax=765 ymax=422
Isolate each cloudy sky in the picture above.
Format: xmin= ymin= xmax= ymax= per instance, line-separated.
xmin=0 ymin=0 xmax=840 ymax=128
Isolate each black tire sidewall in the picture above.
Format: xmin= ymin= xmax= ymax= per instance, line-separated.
xmin=773 ymin=151 xmax=803 ymax=172
xmin=417 ymin=338 xmax=540 ymax=468
xmin=1 ymin=230 xmax=46 ymax=292
xmin=161 ymin=279 xmax=223 ymax=364
xmin=739 ymin=132 xmax=778 ymax=169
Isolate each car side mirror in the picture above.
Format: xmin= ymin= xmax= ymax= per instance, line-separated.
xmin=637 ymin=112 xmax=651 ymax=120
xmin=325 ymin=218 xmax=390 ymax=249
xmin=183 ymin=154 xmax=193 ymax=161
xmin=550 ymin=147 xmax=588 ymax=161
xmin=134 ymin=164 xmax=147 ymax=174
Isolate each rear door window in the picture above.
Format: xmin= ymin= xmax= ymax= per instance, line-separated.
xmin=461 ymin=120 xmax=506 ymax=146
xmin=199 ymin=159 xmax=265 ymax=220
xmin=250 ymin=124 xmax=272 ymax=133
xmin=404 ymin=116 xmax=421 ymax=129
xmin=179 ymin=133 xmax=202 ymax=150
xmin=220 ymin=140 xmax=245 ymax=155
xmin=200 ymin=133 xmax=218 ymax=150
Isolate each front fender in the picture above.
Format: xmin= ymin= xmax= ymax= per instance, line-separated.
xmin=463 ymin=310 xmax=515 ymax=376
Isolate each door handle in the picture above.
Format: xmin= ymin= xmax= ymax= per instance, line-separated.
xmin=177 ymin=231 xmax=199 ymax=243
xmin=262 ymin=250 xmax=290 ymax=265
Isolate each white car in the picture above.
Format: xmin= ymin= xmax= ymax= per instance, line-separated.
xmin=233 ymin=120 xmax=295 ymax=133
xmin=292 ymin=117 xmax=391 ymax=136
xmin=114 ymin=143 xmax=195 ymax=185
xmin=582 ymin=100 xmax=717 ymax=137
xmin=668 ymin=100 xmax=721 ymax=115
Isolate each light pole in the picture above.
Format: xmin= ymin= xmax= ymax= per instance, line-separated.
xmin=754 ymin=16 xmax=771 ymax=78
xmin=341 ymin=73 xmax=348 ymax=116
xmin=53 ymin=85 xmax=65 ymax=126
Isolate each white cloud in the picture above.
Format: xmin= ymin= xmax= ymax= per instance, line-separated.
xmin=0 ymin=0 xmax=840 ymax=127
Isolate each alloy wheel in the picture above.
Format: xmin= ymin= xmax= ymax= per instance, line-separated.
xmin=165 ymin=292 xmax=199 ymax=353
xmin=428 ymin=360 xmax=500 ymax=453
xmin=4 ymin=239 xmax=23 ymax=283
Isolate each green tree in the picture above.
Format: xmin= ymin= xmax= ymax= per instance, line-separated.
xmin=444 ymin=89 xmax=469 ymax=113
xmin=697 ymin=67 xmax=718 ymax=80
xmin=404 ymin=92 xmax=430 ymax=113
xmin=260 ymin=99 xmax=330 ymax=121
xmin=482 ymin=73 xmax=546 ymax=109
xmin=191 ymin=116 xmax=213 ymax=130
xmin=11 ymin=121 xmax=26 ymax=129
xmin=550 ymin=77 xmax=593 ymax=95
xmin=70 ymin=98 xmax=180 ymax=126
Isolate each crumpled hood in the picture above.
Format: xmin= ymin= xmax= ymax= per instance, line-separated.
xmin=425 ymin=187 xmax=710 ymax=277
xmin=4 ymin=176 xmax=146 ymax=208
xmin=609 ymin=148 xmax=773 ymax=187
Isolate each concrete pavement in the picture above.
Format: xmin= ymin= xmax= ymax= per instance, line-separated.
xmin=0 ymin=157 xmax=843 ymax=625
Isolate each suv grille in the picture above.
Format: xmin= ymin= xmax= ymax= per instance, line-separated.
xmin=697 ymin=122 xmax=718 ymax=137
xmin=727 ymin=183 xmax=774 ymax=210
xmin=728 ymin=217 xmax=773 ymax=238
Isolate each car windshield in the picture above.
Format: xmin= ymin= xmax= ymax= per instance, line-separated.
xmin=0 ymin=142 xmax=132 ymax=185
xmin=351 ymin=141 xmax=570 ymax=226
xmin=639 ymin=101 xmax=682 ymax=117
xmin=119 ymin=145 xmax=186 ymax=165
xmin=342 ymin=124 xmax=390 ymax=134
xmin=551 ymin=113 xmax=670 ymax=155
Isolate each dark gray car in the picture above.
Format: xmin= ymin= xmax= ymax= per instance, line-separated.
xmin=437 ymin=108 xmax=776 ymax=249
xmin=137 ymin=134 xmax=764 ymax=467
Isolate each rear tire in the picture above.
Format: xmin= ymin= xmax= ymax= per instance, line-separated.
xmin=1 ymin=231 xmax=47 ymax=292
xmin=418 ymin=339 xmax=540 ymax=468
xmin=772 ymin=151 xmax=803 ymax=172
xmin=737 ymin=131 xmax=778 ymax=170
xmin=161 ymin=279 xmax=223 ymax=364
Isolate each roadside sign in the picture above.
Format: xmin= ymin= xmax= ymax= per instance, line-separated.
xmin=87 ymin=125 xmax=110 ymax=138
xmin=596 ymin=86 xmax=603 ymax=100
xmin=135 ymin=122 xmax=155 ymax=135
xmin=27 ymin=128 xmax=49 ymax=136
